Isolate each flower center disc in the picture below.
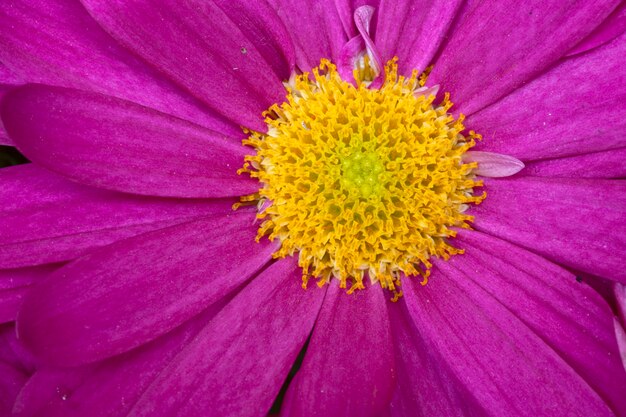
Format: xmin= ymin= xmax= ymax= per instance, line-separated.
xmin=239 ymin=59 xmax=485 ymax=293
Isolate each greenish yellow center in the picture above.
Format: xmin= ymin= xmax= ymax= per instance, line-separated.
xmin=238 ymin=59 xmax=485 ymax=294
xmin=341 ymin=150 xmax=385 ymax=198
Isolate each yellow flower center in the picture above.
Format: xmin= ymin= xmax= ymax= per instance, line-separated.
xmin=238 ymin=59 xmax=485 ymax=294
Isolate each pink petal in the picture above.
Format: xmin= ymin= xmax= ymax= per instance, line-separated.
xmin=567 ymin=2 xmax=626 ymax=56
xmin=455 ymin=231 xmax=626 ymax=415
xmin=80 ymin=0 xmax=291 ymax=131
xmin=400 ymin=235 xmax=621 ymax=416
xmin=472 ymin=177 xmax=626 ymax=283
xmin=13 ymin=367 xmax=94 ymax=417
xmin=523 ymin=147 xmax=626 ymax=179
xmin=338 ymin=35 xmax=368 ymax=83
xmin=210 ymin=0 xmax=296 ymax=78
xmin=0 ymin=286 xmax=29 ymax=323
xmin=334 ymin=0 xmax=379 ymax=39
xmin=616 ymin=283 xmax=626 ymax=328
xmin=375 ymin=0 xmax=463 ymax=75
xmin=0 ymin=265 xmax=57 ymax=324
xmin=0 ymin=325 xmax=34 ymax=412
xmin=469 ymin=32 xmax=626 ymax=160
xmin=388 ymin=304 xmax=469 ymax=417
xmin=337 ymin=5 xmax=383 ymax=84
xmin=0 ymin=265 xmax=56 ymax=291
xmin=128 ymin=257 xmax=326 ymax=417
xmin=463 ymin=151 xmax=525 ymax=177
xmin=0 ymin=324 xmax=35 ymax=369
xmin=391 ymin=231 xmax=626 ymax=415
xmin=354 ymin=6 xmax=383 ymax=74
xmin=615 ymin=319 xmax=626 ymax=372
xmin=430 ymin=0 xmax=619 ymax=115
xmin=268 ymin=0 xmax=348 ymax=71
xmin=13 ymin=301 xmax=224 ymax=417
xmin=0 ymin=84 xmax=15 ymax=146
xmin=0 ymin=361 xmax=28 ymax=416
xmin=17 ymin=213 xmax=276 ymax=366
xmin=0 ymin=164 xmax=236 ymax=268
xmin=2 ymin=85 xmax=258 ymax=198
xmin=0 ymin=0 xmax=238 ymax=135
xmin=282 ymin=282 xmax=396 ymax=417
xmin=0 ymin=62 xmax=22 ymax=85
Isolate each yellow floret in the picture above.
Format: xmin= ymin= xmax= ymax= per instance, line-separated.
xmin=238 ymin=59 xmax=485 ymax=293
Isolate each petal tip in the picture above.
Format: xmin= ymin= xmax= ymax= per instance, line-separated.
xmin=464 ymin=151 xmax=525 ymax=178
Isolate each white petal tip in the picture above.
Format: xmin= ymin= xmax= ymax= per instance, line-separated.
xmin=463 ymin=151 xmax=525 ymax=178
xmin=414 ymin=85 xmax=440 ymax=98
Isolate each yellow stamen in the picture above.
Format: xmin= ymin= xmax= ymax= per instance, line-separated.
xmin=238 ymin=58 xmax=485 ymax=292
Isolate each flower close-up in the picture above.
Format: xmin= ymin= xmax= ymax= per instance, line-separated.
xmin=0 ymin=1 xmax=625 ymax=416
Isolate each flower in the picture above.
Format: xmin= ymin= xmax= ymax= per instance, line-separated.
xmin=0 ymin=1 xmax=626 ymax=416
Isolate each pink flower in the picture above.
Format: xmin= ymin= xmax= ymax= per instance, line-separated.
xmin=0 ymin=1 xmax=625 ymax=416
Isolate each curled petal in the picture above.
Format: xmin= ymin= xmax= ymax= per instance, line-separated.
xmin=338 ymin=6 xmax=384 ymax=86
xmin=337 ymin=35 xmax=366 ymax=84
xmin=414 ymin=84 xmax=440 ymax=99
xmin=463 ymin=151 xmax=525 ymax=177
xmin=354 ymin=6 xmax=383 ymax=75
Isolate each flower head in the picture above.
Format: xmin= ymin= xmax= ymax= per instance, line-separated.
xmin=241 ymin=59 xmax=485 ymax=291
xmin=0 ymin=1 xmax=625 ymax=417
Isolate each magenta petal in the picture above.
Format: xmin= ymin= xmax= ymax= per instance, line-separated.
xmin=0 ymin=325 xmax=32 ymax=414
xmin=0 ymin=361 xmax=28 ymax=416
xmin=13 ymin=302 xmax=224 ymax=417
xmin=0 ymin=164 xmax=237 ymax=268
xmin=615 ymin=320 xmax=626 ymax=372
xmin=453 ymin=231 xmax=626 ymax=415
xmin=470 ymin=32 xmax=626 ymax=160
xmin=616 ymin=283 xmax=626 ymax=326
xmin=80 ymin=0 xmax=290 ymax=131
xmin=568 ymin=2 xmax=626 ymax=56
xmin=282 ymin=283 xmax=395 ymax=417
xmin=354 ymin=6 xmax=383 ymax=74
xmin=0 ymin=84 xmax=16 ymax=145
xmin=388 ymin=305 xmax=469 ymax=417
xmin=0 ymin=128 xmax=11 ymax=146
xmin=334 ymin=0 xmax=379 ymax=37
xmin=337 ymin=5 xmax=383 ymax=84
xmin=401 ymin=249 xmax=619 ymax=416
xmin=0 ymin=62 xmax=22 ymax=85
xmin=614 ymin=284 xmax=626 ymax=371
xmin=338 ymin=35 xmax=367 ymax=84
xmin=210 ymin=0 xmax=296 ymax=78
xmin=2 ymin=85 xmax=258 ymax=198
xmin=523 ymin=147 xmax=626 ymax=179
xmin=128 ymin=257 xmax=326 ymax=417
xmin=0 ymin=265 xmax=57 ymax=324
xmin=0 ymin=324 xmax=36 ymax=374
xmin=0 ymin=286 xmax=29 ymax=324
xmin=375 ymin=0 xmax=463 ymax=75
xmin=13 ymin=368 xmax=92 ymax=417
xmin=430 ymin=0 xmax=619 ymax=114
xmin=0 ymin=265 xmax=57 ymax=291
xmin=473 ymin=177 xmax=626 ymax=282
xmin=17 ymin=213 xmax=276 ymax=366
xmin=269 ymin=0 xmax=347 ymax=71
xmin=0 ymin=0 xmax=238 ymax=134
